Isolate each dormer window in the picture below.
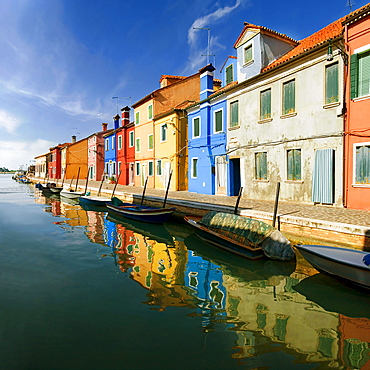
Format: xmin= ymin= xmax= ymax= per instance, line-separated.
xmin=244 ymin=44 xmax=253 ymax=65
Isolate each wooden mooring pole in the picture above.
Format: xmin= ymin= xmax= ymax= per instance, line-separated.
xmin=272 ymin=182 xmax=280 ymax=228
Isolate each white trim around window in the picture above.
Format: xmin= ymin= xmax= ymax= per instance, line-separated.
xmin=214 ymin=108 xmax=223 ymax=133
xmin=191 ymin=157 xmax=198 ymax=178
xmin=192 ymin=116 xmax=201 ymax=138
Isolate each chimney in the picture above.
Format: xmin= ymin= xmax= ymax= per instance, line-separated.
xmin=121 ymin=106 xmax=130 ymax=127
xmin=102 ymin=122 xmax=108 ymax=131
xmin=72 ymin=135 xmax=76 ymax=143
xmin=199 ymin=64 xmax=215 ymax=101
xmin=113 ymin=114 xmax=120 ymax=130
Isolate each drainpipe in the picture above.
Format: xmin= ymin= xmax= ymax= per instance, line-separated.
xmin=343 ymin=23 xmax=349 ymax=208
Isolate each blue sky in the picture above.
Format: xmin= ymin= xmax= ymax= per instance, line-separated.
xmin=0 ymin=0 xmax=367 ymax=170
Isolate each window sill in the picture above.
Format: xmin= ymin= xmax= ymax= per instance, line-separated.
xmin=258 ymin=118 xmax=273 ymax=124
xmin=323 ymin=102 xmax=340 ymax=109
xmin=243 ymin=60 xmax=254 ymax=67
xmin=280 ymin=112 xmax=297 ymax=119
xmin=228 ymin=125 xmax=240 ymax=131
xmin=253 ymin=179 xmax=269 ymax=183
xmin=284 ymin=180 xmax=303 ymax=184
xmin=352 ymin=183 xmax=370 ymax=188
xmin=353 ymin=94 xmax=370 ymax=102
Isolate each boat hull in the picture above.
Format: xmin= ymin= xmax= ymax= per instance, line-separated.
xmin=60 ymin=190 xmax=85 ymax=199
xmin=106 ymin=203 xmax=175 ymax=224
xmin=184 ymin=216 xmax=265 ymax=260
xmin=295 ymin=244 xmax=370 ymax=289
xmin=49 ymin=187 xmax=63 ymax=193
xmin=79 ymin=196 xmax=111 ymax=207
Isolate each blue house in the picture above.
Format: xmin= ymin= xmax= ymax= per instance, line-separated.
xmin=103 ymin=114 xmax=120 ymax=180
xmin=187 ymin=64 xmax=240 ymax=196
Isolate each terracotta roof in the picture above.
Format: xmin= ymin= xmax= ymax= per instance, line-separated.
xmin=234 ymin=22 xmax=297 ymax=49
xmin=262 ymin=17 xmax=345 ymax=72
xmin=159 ymin=75 xmax=187 ymax=83
xmin=343 ymin=2 xmax=370 ymax=24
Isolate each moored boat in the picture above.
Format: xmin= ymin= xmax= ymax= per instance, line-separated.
xmin=106 ymin=197 xmax=176 ymax=224
xmin=295 ymin=244 xmax=370 ymax=289
xmin=184 ymin=211 xmax=294 ymax=261
xmin=79 ymin=195 xmax=111 ymax=207
xmin=60 ymin=189 xmax=85 ymax=199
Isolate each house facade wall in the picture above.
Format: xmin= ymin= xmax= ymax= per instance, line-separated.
xmin=227 ymin=49 xmax=345 ymax=205
xmin=344 ymin=13 xmax=370 ymax=210
xmin=65 ymin=138 xmax=88 ymax=180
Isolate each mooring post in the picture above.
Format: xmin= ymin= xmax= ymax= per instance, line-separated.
xmin=272 ymin=182 xmax=280 ymax=228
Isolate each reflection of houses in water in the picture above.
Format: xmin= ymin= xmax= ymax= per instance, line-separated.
xmin=338 ymin=316 xmax=370 ymax=370
xmin=184 ymin=250 xmax=227 ymax=331
xmin=84 ymin=211 xmax=106 ymax=245
xmin=129 ymin=235 xmax=192 ymax=310
xmin=113 ymin=222 xmax=136 ymax=272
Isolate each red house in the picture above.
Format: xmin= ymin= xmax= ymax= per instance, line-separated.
xmin=116 ymin=106 xmax=135 ymax=185
xmin=343 ymin=4 xmax=370 ymax=210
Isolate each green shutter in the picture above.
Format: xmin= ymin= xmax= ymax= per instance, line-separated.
xmin=230 ymin=101 xmax=239 ymax=127
xmin=215 ymin=110 xmax=222 ymax=132
xmin=358 ymin=51 xmax=370 ymax=96
xmin=350 ymin=54 xmax=358 ymax=99
xmin=325 ymin=63 xmax=339 ymax=104
xmin=194 ymin=118 xmax=199 ymax=137
xmin=149 ymin=161 xmax=153 ymax=176
xmin=260 ymin=89 xmax=271 ymax=119
xmin=148 ymin=105 xmax=153 ymax=119
xmin=287 ymin=149 xmax=301 ymax=180
xmin=356 ymin=145 xmax=370 ymax=184
xmin=226 ymin=65 xmax=233 ymax=85
xmin=255 ymin=152 xmax=267 ymax=180
xmin=244 ymin=45 xmax=252 ymax=63
xmin=283 ymin=80 xmax=295 ymax=115
xmin=192 ymin=158 xmax=198 ymax=178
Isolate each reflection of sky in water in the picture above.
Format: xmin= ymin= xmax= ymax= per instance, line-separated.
xmin=1 ymin=174 xmax=369 ymax=370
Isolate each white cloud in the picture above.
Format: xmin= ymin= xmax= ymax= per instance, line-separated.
xmin=186 ymin=0 xmax=243 ymax=71
xmin=0 ymin=139 xmax=54 ymax=170
xmin=0 ymin=110 xmax=21 ymax=134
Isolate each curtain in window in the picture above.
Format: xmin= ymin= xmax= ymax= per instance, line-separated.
xmin=312 ymin=149 xmax=334 ymax=204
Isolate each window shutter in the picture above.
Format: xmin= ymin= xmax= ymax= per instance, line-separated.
xmin=215 ymin=111 xmax=222 ymax=132
xmin=194 ymin=118 xmax=199 ymax=137
xmin=350 ymin=54 xmax=358 ymax=99
xmin=325 ymin=63 xmax=339 ymax=104
xmin=226 ymin=65 xmax=233 ymax=85
xmin=260 ymin=89 xmax=271 ymax=119
xmin=358 ymin=52 xmax=370 ymax=96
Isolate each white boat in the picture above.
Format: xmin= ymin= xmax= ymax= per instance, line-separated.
xmin=295 ymin=244 xmax=370 ymax=289
xmin=79 ymin=195 xmax=111 ymax=207
xmin=60 ymin=189 xmax=85 ymax=199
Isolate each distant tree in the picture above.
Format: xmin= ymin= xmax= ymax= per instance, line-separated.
xmin=0 ymin=167 xmax=10 ymax=172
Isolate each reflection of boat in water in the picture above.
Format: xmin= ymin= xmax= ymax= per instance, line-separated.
xmin=293 ymin=273 xmax=370 ymax=319
xmin=60 ymin=195 xmax=80 ymax=206
xmin=80 ymin=201 xmax=108 ymax=213
xmin=184 ymin=234 xmax=296 ymax=282
xmin=107 ymin=214 xmax=174 ymax=246
xmin=295 ymin=244 xmax=370 ymax=289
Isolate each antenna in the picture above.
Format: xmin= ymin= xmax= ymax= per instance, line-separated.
xmin=346 ymin=0 xmax=355 ymax=11
xmin=112 ymin=97 xmax=131 ymax=114
xmin=193 ymin=27 xmax=211 ymax=65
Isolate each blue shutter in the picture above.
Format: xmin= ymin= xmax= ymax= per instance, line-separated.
xmin=312 ymin=149 xmax=334 ymax=204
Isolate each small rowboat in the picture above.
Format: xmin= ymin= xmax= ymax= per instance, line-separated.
xmin=106 ymin=198 xmax=175 ymax=224
xmin=79 ymin=195 xmax=111 ymax=207
xmin=60 ymin=189 xmax=85 ymax=199
xmin=295 ymin=244 xmax=370 ymax=289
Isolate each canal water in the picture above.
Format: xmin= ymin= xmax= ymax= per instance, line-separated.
xmin=0 ymin=174 xmax=369 ymax=370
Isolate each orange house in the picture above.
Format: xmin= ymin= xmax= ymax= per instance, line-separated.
xmin=63 ymin=136 xmax=88 ymax=181
xmin=343 ymin=4 xmax=370 ymax=210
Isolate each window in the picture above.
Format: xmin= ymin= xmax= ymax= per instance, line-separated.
xmin=226 ymin=64 xmax=233 ymax=85
xmin=105 ymin=138 xmax=109 ymax=151
xmin=350 ymin=50 xmax=370 ymax=98
xmin=287 ymin=149 xmax=301 ymax=181
xmin=148 ymin=161 xmax=154 ymax=176
xmin=135 ymin=111 xmax=140 ymax=125
xmin=135 ymin=162 xmax=140 ymax=176
xmin=135 ymin=138 xmax=140 ymax=153
xmin=118 ymin=162 xmax=122 ymax=172
xmin=255 ymin=152 xmax=268 ymax=180
xmin=111 ymin=136 xmax=115 ymax=150
xmin=157 ymin=160 xmax=162 ymax=176
xmin=161 ymin=124 xmax=167 ymax=142
xmin=325 ymin=62 xmax=339 ymax=104
xmin=244 ymin=44 xmax=253 ymax=64
xmin=355 ymin=144 xmax=370 ymax=184
xmin=193 ymin=117 xmax=200 ymax=138
xmin=129 ymin=131 xmax=134 ymax=147
xmin=283 ymin=79 xmax=295 ymax=115
xmin=118 ymin=135 xmax=122 ymax=150
xmin=260 ymin=89 xmax=271 ymax=120
xmin=148 ymin=104 xmax=153 ymax=120
xmin=214 ymin=110 xmax=223 ymax=133
xmin=191 ymin=158 xmax=198 ymax=178
xmin=230 ymin=101 xmax=239 ymax=127
xmin=148 ymin=134 xmax=154 ymax=150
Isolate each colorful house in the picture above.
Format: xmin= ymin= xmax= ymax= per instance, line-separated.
xmin=48 ymin=144 xmax=63 ymax=180
xmin=116 ymin=106 xmax=135 ymax=186
xmin=87 ymin=123 xmax=113 ymax=181
xmin=63 ymin=136 xmax=88 ymax=181
xmin=132 ymin=72 xmax=205 ymax=190
xmin=220 ymin=18 xmax=347 ymax=205
xmin=343 ymin=4 xmax=370 ymax=210
xmin=186 ymin=64 xmax=230 ymax=195
xmin=103 ymin=115 xmax=120 ymax=181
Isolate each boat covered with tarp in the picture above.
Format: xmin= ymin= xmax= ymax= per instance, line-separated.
xmin=185 ymin=211 xmax=294 ymax=261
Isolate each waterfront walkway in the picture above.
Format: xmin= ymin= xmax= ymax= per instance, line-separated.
xmin=33 ymin=178 xmax=370 ymax=248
